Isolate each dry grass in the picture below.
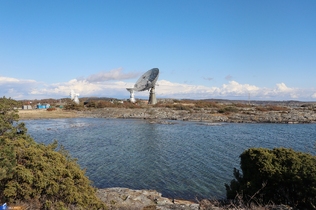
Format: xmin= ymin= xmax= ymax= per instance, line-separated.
xmin=256 ymin=105 xmax=289 ymax=112
xmin=18 ymin=108 xmax=78 ymax=120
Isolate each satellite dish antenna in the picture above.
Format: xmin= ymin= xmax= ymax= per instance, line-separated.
xmin=127 ymin=68 xmax=159 ymax=104
xmin=70 ymin=90 xmax=80 ymax=104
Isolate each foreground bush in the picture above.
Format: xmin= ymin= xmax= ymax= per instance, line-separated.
xmin=225 ymin=148 xmax=316 ymax=209
xmin=0 ymin=97 xmax=106 ymax=209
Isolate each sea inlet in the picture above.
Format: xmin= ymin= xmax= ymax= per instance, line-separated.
xmin=23 ymin=118 xmax=316 ymax=200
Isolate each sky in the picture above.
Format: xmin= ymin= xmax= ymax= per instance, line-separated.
xmin=1 ymin=0 xmax=316 ymax=101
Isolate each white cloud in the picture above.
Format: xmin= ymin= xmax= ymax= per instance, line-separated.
xmin=221 ymin=81 xmax=259 ymax=95
xmin=260 ymin=83 xmax=299 ymax=99
xmin=1 ymin=75 xmax=316 ymax=101
xmin=276 ymin=83 xmax=290 ymax=91
xmin=155 ymin=80 xmax=262 ymax=99
xmin=155 ymin=80 xmax=315 ymax=101
xmin=0 ymin=76 xmax=36 ymax=84
xmin=0 ymin=76 xmax=39 ymax=99
xmin=29 ymin=79 xmax=133 ymax=98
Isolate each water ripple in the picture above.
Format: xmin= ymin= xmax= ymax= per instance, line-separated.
xmin=23 ymin=118 xmax=316 ymax=200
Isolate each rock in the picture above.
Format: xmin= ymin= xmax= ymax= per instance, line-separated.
xmin=199 ymin=199 xmax=222 ymax=210
xmin=79 ymin=106 xmax=316 ymax=124
xmin=96 ymin=188 xmax=199 ymax=210
xmin=96 ymin=188 xmax=293 ymax=210
xmin=265 ymin=204 xmax=293 ymax=210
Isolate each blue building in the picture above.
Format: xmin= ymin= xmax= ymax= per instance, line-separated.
xmin=37 ymin=103 xmax=50 ymax=109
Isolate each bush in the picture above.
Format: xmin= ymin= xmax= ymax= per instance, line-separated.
xmin=225 ymin=148 xmax=316 ymax=209
xmin=0 ymin=97 xmax=106 ymax=209
xmin=63 ymin=101 xmax=85 ymax=111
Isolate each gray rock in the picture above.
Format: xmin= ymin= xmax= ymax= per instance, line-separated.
xmin=78 ymin=106 xmax=316 ymax=124
xmin=97 ymin=188 xmax=198 ymax=210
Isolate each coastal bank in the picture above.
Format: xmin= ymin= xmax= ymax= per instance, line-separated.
xmin=19 ymin=103 xmax=316 ymax=124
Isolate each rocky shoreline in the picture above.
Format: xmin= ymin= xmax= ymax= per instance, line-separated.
xmin=95 ymin=187 xmax=293 ymax=210
xmin=19 ymin=106 xmax=316 ymax=124
xmin=19 ymin=99 xmax=316 ymax=124
xmin=75 ymin=105 xmax=316 ymax=124
xmin=96 ymin=188 xmax=200 ymax=210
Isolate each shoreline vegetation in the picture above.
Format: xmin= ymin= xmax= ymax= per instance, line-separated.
xmin=9 ymin=98 xmax=316 ymax=209
xmin=19 ymin=98 xmax=316 ymax=124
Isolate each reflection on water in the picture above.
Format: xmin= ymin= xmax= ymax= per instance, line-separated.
xmin=23 ymin=118 xmax=316 ymax=200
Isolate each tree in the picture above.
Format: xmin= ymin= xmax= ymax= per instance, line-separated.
xmin=0 ymin=97 xmax=106 ymax=209
xmin=0 ymin=138 xmax=16 ymax=181
xmin=0 ymin=97 xmax=20 ymax=183
xmin=225 ymin=148 xmax=316 ymax=209
xmin=0 ymin=97 xmax=26 ymax=137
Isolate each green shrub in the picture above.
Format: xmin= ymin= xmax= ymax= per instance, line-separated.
xmin=225 ymin=148 xmax=316 ymax=209
xmin=63 ymin=101 xmax=85 ymax=111
xmin=0 ymin=97 xmax=106 ymax=209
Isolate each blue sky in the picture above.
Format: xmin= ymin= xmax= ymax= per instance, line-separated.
xmin=1 ymin=0 xmax=316 ymax=101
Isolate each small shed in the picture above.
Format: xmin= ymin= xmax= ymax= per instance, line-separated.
xmin=22 ymin=105 xmax=33 ymax=110
xmin=37 ymin=103 xmax=50 ymax=109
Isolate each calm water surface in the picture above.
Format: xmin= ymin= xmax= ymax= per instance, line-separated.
xmin=23 ymin=118 xmax=316 ymax=200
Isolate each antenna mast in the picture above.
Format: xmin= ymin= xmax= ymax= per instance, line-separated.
xmin=248 ymin=92 xmax=250 ymax=105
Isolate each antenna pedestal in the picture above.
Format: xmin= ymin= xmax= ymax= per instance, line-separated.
xmin=148 ymin=87 xmax=157 ymax=105
xmin=127 ymin=89 xmax=136 ymax=103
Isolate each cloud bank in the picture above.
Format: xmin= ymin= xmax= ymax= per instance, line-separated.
xmin=1 ymin=71 xmax=316 ymax=101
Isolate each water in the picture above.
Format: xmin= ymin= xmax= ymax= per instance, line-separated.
xmin=22 ymin=118 xmax=316 ymax=200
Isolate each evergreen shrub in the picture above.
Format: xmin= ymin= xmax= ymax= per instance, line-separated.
xmin=0 ymin=97 xmax=106 ymax=209
xmin=225 ymin=147 xmax=316 ymax=209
